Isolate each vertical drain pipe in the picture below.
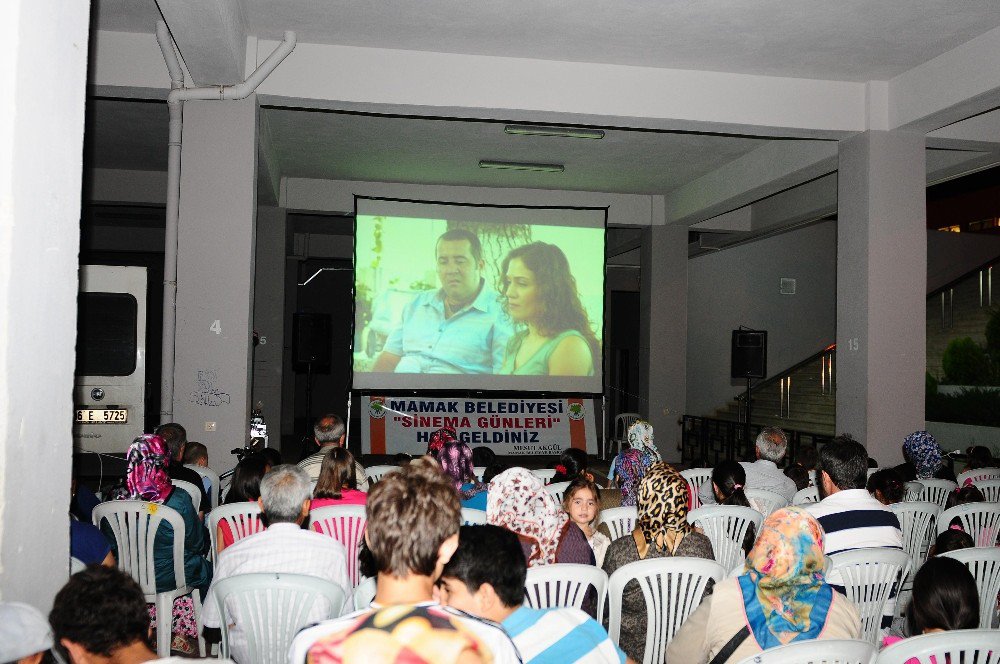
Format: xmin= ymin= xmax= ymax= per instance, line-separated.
xmin=155 ymin=22 xmax=295 ymax=422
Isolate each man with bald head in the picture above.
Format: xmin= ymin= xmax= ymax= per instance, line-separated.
xmin=297 ymin=413 xmax=368 ymax=491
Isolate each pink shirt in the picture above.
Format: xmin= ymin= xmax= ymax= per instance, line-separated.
xmin=310 ymin=490 xmax=367 ymax=509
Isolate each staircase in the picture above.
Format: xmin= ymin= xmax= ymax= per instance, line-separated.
xmin=926 ymin=267 xmax=999 ymax=380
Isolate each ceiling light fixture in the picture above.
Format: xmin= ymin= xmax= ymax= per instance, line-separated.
xmin=479 ymin=160 xmax=564 ymax=173
xmin=504 ymin=124 xmax=605 ymax=140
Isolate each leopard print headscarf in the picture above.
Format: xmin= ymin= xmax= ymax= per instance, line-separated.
xmin=632 ymin=462 xmax=692 ymax=558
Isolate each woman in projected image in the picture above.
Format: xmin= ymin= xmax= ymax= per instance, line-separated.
xmin=499 ymin=241 xmax=599 ymax=376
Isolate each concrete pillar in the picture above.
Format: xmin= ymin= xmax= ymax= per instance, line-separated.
xmin=0 ymin=0 xmax=90 ymax=609
xmin=639 ymin=215 xmax=688 ymax=462
xmin=172 ymin=97 xmax=258 ymax=472
xmin=836 ymin=130 xmax=926 ymax=465
xmin=252 ymin=206 xmax=286 ymax=442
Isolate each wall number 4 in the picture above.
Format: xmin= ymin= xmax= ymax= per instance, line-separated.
xmin=210 ymin=320 xmax=222 ymax=335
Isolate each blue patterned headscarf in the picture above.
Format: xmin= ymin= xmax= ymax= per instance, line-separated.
xmin=903 ymin=430 xmax=942 ymax=480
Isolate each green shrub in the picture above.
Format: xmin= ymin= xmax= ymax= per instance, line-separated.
xmin=926 ymin=387 xmax=1000 ymax=427
xmin=926 ymin=372 xmax=939 ymax=396
xmin=942 ymin=337 xmax=991 ymax=385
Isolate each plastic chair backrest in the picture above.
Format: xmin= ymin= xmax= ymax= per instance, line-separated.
xmin=734 ymin=639 xmax=876 ymax=664
xmin=792 ymin=486 xmax=820 ymax=505
xmin=688 ymin=505 xmax=763 ymax=573
xmin=353 ymin=576 xmax=377 ymax=612
xmin=524 ymin=563 xmax=609 ymax=618
xmin=546 ymin=481 xmax=571 ymax=504
xmin=93 ymin=500 xmax=187 ymax=598
xmin=744 ymin=489 xmax=788 ymax=516
xmin=208 ymin=502 xmax=264 ymax=563
xmin=171 ymin=479 xmax=202 ymax=513
xmin=940 ymin=547 xmax=1000 ymax=629
xmin=957 ymin=466 xmax=1000 ymax=486
xmin=608 ymin=556 xmax=725 ymax=664
xmin=875 ymin=628 xmax=1000 ymax=664
xmin=599 ymin=506 xmax=638 ymax=541
xmin=974 ymin=478 xmax=1000 ymax=502
xmin=212 ymin=572 xmax=346 ymax=664
xmin=184 ymin=463 xmax=221 ymax=509
xmin=614 ymin=413 xmax=642 ymax=441
xmin=70 ymin=556 xmax=86 ymax=574
xmin=937 ymin=503 xmax=1000 ymax=547
xmin=473 ymin=466 xmax=486 ymax=482
xmin=680 ymin=468 xmax=713 ymax=509
xmin=889 ymin=501 xmax=940 ymax=569
xmin=531 ymin=468 xmax=557 ymax=483
xmin=903 ymin=481 xmax=925 ymax=502
xmin=914 ymin=479 xmax=957 ymax=509
xmin=364 ymin=465 xmax=398 ymax=484
xmin=867 ymin=468 xmax=878 ymax=479
xmin=461 ymin=508 xmax=487 ymax=525
xmin=809 ymin=470 xmax=817 ymax=487
xmin=828 ymin=548 xmax=911 ymax=644
xmin=309 ymin=505 xmax=367 ymax=587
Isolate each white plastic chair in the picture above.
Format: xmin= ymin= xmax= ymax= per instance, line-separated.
xmin=461 ymin=508 xmax=487 ymax=525
xmin=309 ymin=505 xmax=366 ymax=587
xmin=680 ymin=468 xmax=713 ymax=509
xmin=208 ymin=502 xmax=264 ymax=564
xmin=940 ymin=547 xmax=1000 ymax=629
xmin=473 ymin=466 xmax=486 ymax=482
xmin=744 ymin=489 xmax=788 ymax=516
xmin=93 ymin=500 xmax=205 ymax=657
xmin=867 ymin=468 xmax=879 ymax=479
xmin=364 ymin=465 xmax=398 ymax=484
xmin=957 ymin=466 xmax=1000 ymax=486
xmin=828 ymin=548 xmax=911 ymax=644
xmin=546 ymin=481 xmax=571 ymax=504
xmin=792 ymin=486 xmax=820 ymax=505
xmin=531 ymin=468 xmax=557 ymax=483
xmin=184 ymin=463 xmax=221 ymax=509
xmin=352 ymin=576 xmax=377 ymax=613
xmin=212 ymin=572 xmax=346 ymax=664
xmin=688 ymin=505 xmax=763 ymax=573
xmin=875 ymin=629 xmax=1000 ymax=664
xmin=524 ymin=563 xmax=609 ymax=618
xmin=913 ymin=478 xmax=958 ymax=509
xmin=170 ymin=478 xmax=202 ymax=513
xmin=937 ymin=503 xmax=1000 ymax=547
xmin=903 ymin=481 xmax=925 ymax=502
xmin=809 ymin=469 xmax=818 ymax=487
xmin=609 ymin=412 xmax=642 ymax=458
xmin=889 ymin=501 xmax=940 ymax=569
xmin=974 ymin=478 xmax=1000 ymax=502
xmin=734 ymin=639 xmax=876 ymax=664
xmin=599 ymin=506 xmax=638 ymax=541
xmin=608 ymin=557 xmax=725 ymax=664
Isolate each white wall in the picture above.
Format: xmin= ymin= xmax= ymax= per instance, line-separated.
xmin=686 ymin=221 xmax=838 ymax=417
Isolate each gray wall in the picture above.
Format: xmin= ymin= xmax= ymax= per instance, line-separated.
xmin=686 ymin=220 xmax=837 ymax=417
xmin=252 ymin=206 xmax=287 ymax=439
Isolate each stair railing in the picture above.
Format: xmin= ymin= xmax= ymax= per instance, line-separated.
xmin=736 ymin=344 xmax=836 ymax=424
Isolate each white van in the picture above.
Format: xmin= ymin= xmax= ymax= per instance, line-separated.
xmin=73 ymin=265 xmax=147 ymax=453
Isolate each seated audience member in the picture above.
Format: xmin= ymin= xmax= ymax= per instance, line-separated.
xmin=260 ymin=447 xmax=282 ymax=468
xmin=70 ymin=460 xmax=101 ymax=524
xmin=289 ymin=458 xmax=520 ymax=663
xmin=0 ymin=602 xmax=53 ymax=664
xmin=439 ymin=524 xmax=627 ymax=664
xmin=711 ymin=460 xmax=757 ymax=555
xmin=699 ymin=427 xmax=797 ymax=506
xmin=182 ymin=441 xmax=212 ymax=496
xmin=964 ymin=445 xmax=995 ymax=471
xmin=783 ymin=463 xmax=810 ymax=492
xmin=603 ymin=463 xmax=714 ymax=662
xmin=552 ymin=448 xmax=594 ymax=483
xmin=614 ymin=448 xmax=650 ymax=508
xmin=218 ymin=452 xmax=270 ymax=552
xmin=894 ymin=430 xmax=957 ymax=482
xmin=391 ymin=452 xmax=413 ymax=466
xmin=609 ymin=421 xmax=660 ymax=486
xmin=472 ymin=446 xmax=496 ymax=470
xmin=667 ymin=507 xmax=861 ymax=664
xmin=795 ymin=444 xmax=818 ymax=471
xmin=928 ymin=528 xmax=974 ymax=557
xmin=311 ymin=448 xmax=367 ymax=508
xmin=867 ymin=468 xmax=905 ymax=505
xmin=203 ymin=465 xmax=352 ymax=663
xmin=70 ymin=518 xmax=115 ymax=567
xmin=883 ymin=556 xmax=979 ymax=649
xmin=434 ymin=430 xmax=489 ymax=511
xmin=155 ymin=422 xmax=211 ymax=513
xmin=299 ymin=414 xmax=368 ymax=492
xmin=563 ymin=478 xmax=611 ymax=566
xmin=944 ymin=484 xmax=987 ymax=532
xmin=806 ymin=435 xmax=903 ymax=630
xmin=487 ymin=467 xmax=594 ymax=567
xmin=482 ymin=461 xmax=508 ymax=484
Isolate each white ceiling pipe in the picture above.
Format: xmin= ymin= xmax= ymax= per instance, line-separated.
xmin=155 ymin=21 xmax=295 ymax=422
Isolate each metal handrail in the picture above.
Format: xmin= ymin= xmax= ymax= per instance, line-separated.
xmin=734 ymin=344 xmax=836 ymax=403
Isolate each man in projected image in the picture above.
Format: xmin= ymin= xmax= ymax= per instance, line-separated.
xmin=372 ymin=228 xmax=512 ymax=374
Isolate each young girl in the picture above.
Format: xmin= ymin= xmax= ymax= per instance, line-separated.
xmin=563 ymin=478 xmax=610 ymax=566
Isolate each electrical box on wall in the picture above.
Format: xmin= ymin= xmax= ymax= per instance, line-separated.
xmin=780 ymin=278 xmax=796 ymax=295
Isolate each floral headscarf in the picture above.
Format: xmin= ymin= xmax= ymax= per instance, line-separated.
xmin=627 ymin=420 xmax=661 ymax=463
xmin=437 ymin=441 xmax=486 ymax=500
xmin=632 ymin=463 xmax=692 ymax=558
xmin=739 ymin=506 xmax=832 ymax=649
xmin=427 ymin=427 xmax=458 ymax=457
xmin=903 ymin=430 xmax=943 ymax=480
xmin=615 ymin=448 xmax=651 ymax=507
xmin=487 ymin=467 xmax=568 ymax=566
xmin=121 ymin=434 xmax=173 ymax=503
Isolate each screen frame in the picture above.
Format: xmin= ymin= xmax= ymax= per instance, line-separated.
xmin=350 ymin=195 xmax=609 ymax=397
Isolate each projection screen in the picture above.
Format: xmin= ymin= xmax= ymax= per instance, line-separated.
xmin=353 ymin=198 xmax=606 ymax=393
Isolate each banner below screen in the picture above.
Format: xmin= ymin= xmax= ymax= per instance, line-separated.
xmin=362 ymin=396 xmax=597 ymax=455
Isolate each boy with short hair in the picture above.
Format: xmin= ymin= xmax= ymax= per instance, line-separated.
xmin=182 ymin=441 xmax=212 ymax=496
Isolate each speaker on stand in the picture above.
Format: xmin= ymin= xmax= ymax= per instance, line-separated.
xmin=731 ymin=329 xmax=767 ymax=454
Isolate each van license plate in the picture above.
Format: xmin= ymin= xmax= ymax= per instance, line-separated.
xmin=76 ymin=408 xmax=128 ymax=424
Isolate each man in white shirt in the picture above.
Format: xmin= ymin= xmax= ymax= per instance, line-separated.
xmin=203 ymin=465 xmax=352 ymax=663
xmin=289 ymin=458 xmax=521 ymax=664
xmin=699 ymin=426 xmax=797 ymax=505
xmin=298 ymin=414 xmax=368 ymax=491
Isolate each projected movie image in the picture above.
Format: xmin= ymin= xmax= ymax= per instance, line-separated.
xmin=353 ymin=202 xmax=605 ymax=393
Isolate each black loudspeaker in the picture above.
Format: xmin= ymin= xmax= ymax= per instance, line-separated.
xmin=731 ymin=330 xmax=767 ymax=379
xmin=293 ymin=313 xmax=332 ymax=372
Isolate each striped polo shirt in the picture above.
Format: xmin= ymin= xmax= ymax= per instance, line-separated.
xmin=503 ymin=605 xmax=625 ymax=664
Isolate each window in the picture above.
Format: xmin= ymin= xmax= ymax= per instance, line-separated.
xmin=75 ymin=293 xmax=138 ymax=376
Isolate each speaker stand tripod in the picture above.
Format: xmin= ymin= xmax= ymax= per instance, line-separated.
xmin=744 ymin=377 xmax=753 ymax=455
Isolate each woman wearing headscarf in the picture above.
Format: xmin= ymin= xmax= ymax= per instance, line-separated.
xmin=608 ymin=421 xmax=660 ymax=494
xmin=666 ymin=507 xmax=861 ymax=664
xmin=602 ymin=462 xmax=714 ymax=662
xmin=435 ymin=433 xmax=489 ymax=511
xmin=895 ymin=430 xmax=956 ymax=482
xmin=614 ymin=448 xmax=651 ymax=507
xmin=486 ymin=467 xmax=594 ymax=567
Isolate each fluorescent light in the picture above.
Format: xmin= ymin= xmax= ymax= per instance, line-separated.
xmin=479 ymin=160 xmax=564 ymax=173
xmin=504 ymin=124 xmax=605 ymax=140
